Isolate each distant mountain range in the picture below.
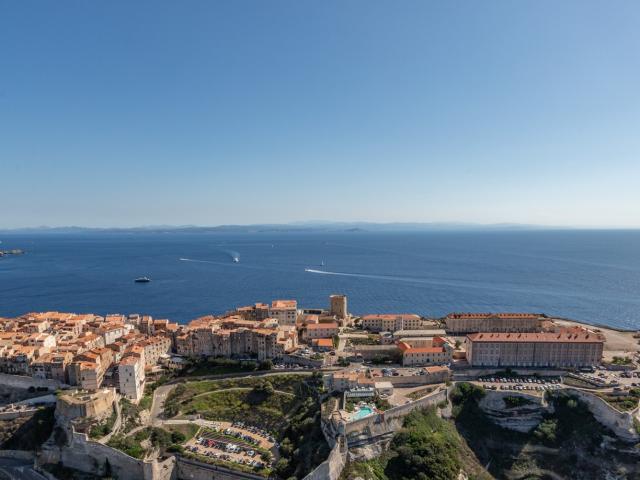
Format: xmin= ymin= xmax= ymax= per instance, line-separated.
xmin=0 ymin=222 xmax=568 ymax=234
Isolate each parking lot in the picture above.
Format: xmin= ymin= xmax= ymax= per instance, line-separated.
xmin=184 ymin=420 xmax=277 ymax=471
xmin=591 ymin=368 xmax=640 ymax=387
xmin=475 ymin=376 xmax=563 ymax=393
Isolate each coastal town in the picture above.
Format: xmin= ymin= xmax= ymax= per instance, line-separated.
xmin=1 ymin=295 xmax=639 ymax=480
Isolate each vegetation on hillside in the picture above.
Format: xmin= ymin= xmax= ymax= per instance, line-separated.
xmin=182 ymin=387 xmax=297 ymax=431
xmin=107 ymin=426 xmax=176 ymax=459
xmin=503 ymin=395 xmax=535 ymax=409
xmin=341 ymin=407 xmax=489 ymax=480
xmin=450 ymin=382 xmax=640 ymax=479
xmin=611 ymin=356 xmax=633 ymax=366
xmin=88 ymin=405 xmax=117 ymax=439
xmin=0 ymin=407 xmax=55 ymax=450
xmin=163 ymin=373 xmax=328 ymax=479
xmin=184 ymin=356 xmax=272 ymax=377
xmin=596 ymin=388 xmax=640 ymax=411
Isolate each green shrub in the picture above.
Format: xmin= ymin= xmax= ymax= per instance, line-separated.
xmin=503 ymin=396 xmax=534 ymax=409
xmin=450 ymin=383 xmax=485 ymax=406
xmin=533 ymin=419 xmax=558 ymax=445
xmin=386 ymin=408 xmax=462 ymax=480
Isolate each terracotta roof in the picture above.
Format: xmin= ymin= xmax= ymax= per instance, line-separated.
xmin=467 ymin=332 xmax=603 ymax=343
xmin=447 ymin=312 xmax=542 ymax=320
xmin=307 ymin=322 xmax=338 ymax=330
xmin=362 ymin=314 xmax=420 ymax=320
xmin=404 ymin=347 xmax=445 ymax=354
xmin=313 ymin=338 xmax=333 ymax=347
xmin=271 ymin=300 xmax=297 ymax=309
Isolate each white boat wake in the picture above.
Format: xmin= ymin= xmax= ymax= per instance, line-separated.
xmin=304 ymin=268 xmax=414 ymax=283
xmin=179 ymin=258 xmax=221 ymax=264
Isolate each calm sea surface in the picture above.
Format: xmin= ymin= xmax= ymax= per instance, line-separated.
xmin=1 ymin=231 xmax=639 ymax=329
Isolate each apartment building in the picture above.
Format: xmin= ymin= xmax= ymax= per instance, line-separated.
xmin=445 ymin=313 xmax=544 ymax=334
xmin=466 ymin=331 xmax=604 ymax=368
xmin=140 ymin=336 xmax=172 ymax=367
xmin=118 ymin=353 xmax=145 ymax=402
xmin=175 ymin=316 xmax=298 ymax=360
xmin=0 ymin=346 xmax=37 ymax=374
xmin=305 ymin=322 xmax=339 ymax=340
xmin=97 ymin=324 xmax=126 ymax=345
xmin=325 ymin=370 xmax=369 ymax=392
xmin=398 ymin=337 xmax=454 ymax=367
xmin=31 ymin=351 xmax=73 ymax=382
xmin=73 ymin=362 xmax=102 ymax=390
xmin=24 ymin=333 xmax=57 ymax=352
xmin=270 ymin=300 xmax=298 ymax=326
xmin=69 ymin=347 xmax=114 ymax=390
xmin=235 ymin=303 xmax=271 ymax=321
xmin=361 ymin=314 xmax=422 ymax=333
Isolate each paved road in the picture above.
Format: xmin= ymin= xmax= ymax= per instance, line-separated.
xmin=0 ymin=459 xmax=47 ymax=480
xmin=150 ymin=384 xmax=175 ymax=426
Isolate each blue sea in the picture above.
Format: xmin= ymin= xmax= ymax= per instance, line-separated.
xmin=1 ymin=230 xmax=639 ymax=329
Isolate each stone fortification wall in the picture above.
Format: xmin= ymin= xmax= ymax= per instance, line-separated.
xmin=562 ymin=388 xmax=639 ymax=443
xmin=55 ymin=430 xmax=159 ymax=480
xmin=0 ymin=373 xmax=62 ymax=390
xmin=176 ymin=456 xmax=264 ymax=480
xmin=302 ymin=440 xmax=346 ymax=480
xmin=55 ymin=388 xmax=116 ymax=422
xmin=476 ymin=387 xmax=639 ymax=442
xmin=0 ymin=408 xmax=39 ymax=421
xmin=344 ymin=388 xmax=447 ymax=440
xmin=279 ymin=354 xmax=324 ymax=368
xmin=347 ymin=345 xmax=400 ymax=360
xmin=379 ymin=371 xmax=449 ymax=387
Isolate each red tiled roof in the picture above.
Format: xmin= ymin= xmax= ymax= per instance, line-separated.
xmin=307 ymin=322 xmax=338 ymax=329
xmin=447 ymin=312 xmax=542 ymax=319
xmin=467 ymin=332 xmax=603 ymax=343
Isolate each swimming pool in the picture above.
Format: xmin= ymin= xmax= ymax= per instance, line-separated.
xmin=353 ymin=406 xmax=374 ymax=420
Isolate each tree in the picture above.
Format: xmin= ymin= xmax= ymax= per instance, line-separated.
xmin=534 ymin=419 xmax=558 ymax=445
xmin=385 ymin=408 xmax=461 ymax=480
xmin=274 ymin=458 xmax=290 ymax=477
xmin=151 ymin=428 xmax=172 ymax=449
xmin=171 ymin=431 xmax=186 ymax=443
xmin=258 ymin=359 xmax=273 ymax=371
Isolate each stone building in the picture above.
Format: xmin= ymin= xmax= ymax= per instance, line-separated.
xmin=466 ymin=331 xmax=604 ymax=367
xmin=445 ymin=312 xmax=544 ymax=334
xmin=329 ymin=294 xmax=348 ymax=319
xmin=361 ymin=314 xmax=422 ymax=333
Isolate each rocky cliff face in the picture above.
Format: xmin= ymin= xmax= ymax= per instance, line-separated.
xmin=478 ymin=391 xmax=551 ymax=433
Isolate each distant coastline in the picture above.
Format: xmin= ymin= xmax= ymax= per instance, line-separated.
xmin=0 ymin=221 xmax=618 ymax=235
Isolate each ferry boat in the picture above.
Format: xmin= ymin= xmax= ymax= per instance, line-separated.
xmin=134 ymin=277 xmax=151 ymax=283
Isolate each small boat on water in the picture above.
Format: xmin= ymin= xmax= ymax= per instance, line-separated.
xmin=134 ymin=277 xmax=151 ymax=283
xmin=232 ymin=256 xmax=240 ymax=263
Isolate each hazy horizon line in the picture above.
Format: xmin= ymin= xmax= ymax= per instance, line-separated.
xmin=2 ymin=221 xmax=640 ymax=233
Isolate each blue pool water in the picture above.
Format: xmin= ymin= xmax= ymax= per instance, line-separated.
xmin=353 ymin=406 xmax=374 ymax=420
xmin=0 ymin=230 xmax=639 ymax=329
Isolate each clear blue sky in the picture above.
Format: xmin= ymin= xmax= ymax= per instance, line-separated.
xmin=1 ymin=1 xmax=639 ymax=228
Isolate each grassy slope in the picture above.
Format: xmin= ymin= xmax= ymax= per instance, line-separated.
xmin=183 ymin=389 xmax=298 ymax=431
